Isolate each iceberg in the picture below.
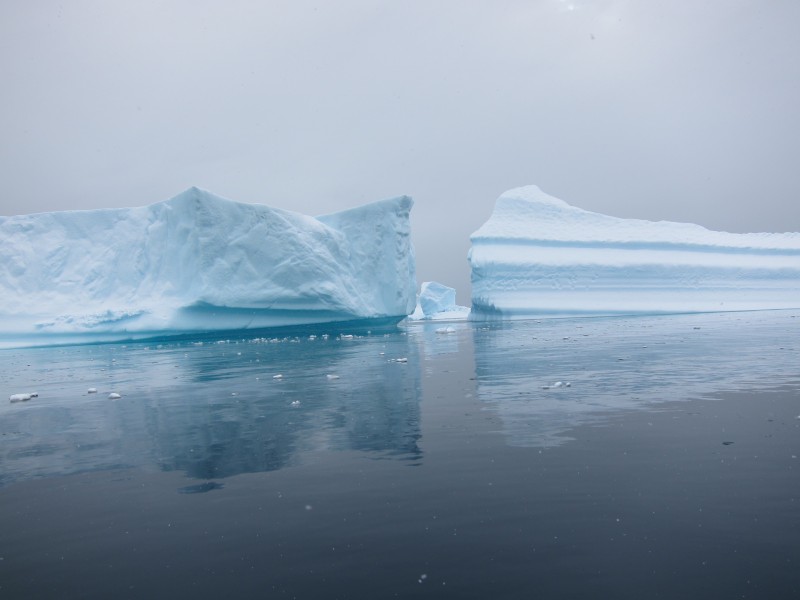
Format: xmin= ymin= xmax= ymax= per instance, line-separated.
xmin=469 ymin=186 xmax=800 ymax=318
xmin=0 ymin=187 xmax=416 ymax=347
xmin=408 ymin=281 xmax=470 ymax=320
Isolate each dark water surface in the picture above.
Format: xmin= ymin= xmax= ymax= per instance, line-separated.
xmin=1 ymin=312 xmax=799 ymax=599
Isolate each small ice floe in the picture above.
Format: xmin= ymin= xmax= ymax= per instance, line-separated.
xmin=87 ymin=388 xmax=98 ymax=394
xmin=435 ymin=326 xmax=456 ymax=334
xmin=542 ymin=381 xmax=571 ymax=390
xmin=290 ymin=400 xmax=301 ymax=407
xmin=326 ymin=374 xmax=340 ymax=380
xmin=108 ymin=392 xmax=122 ymax=399
xmin=389 ymin=357 xmax=408 ymax=363
xmin=340 ymin=334 xmax=354 ymax=340
xmin=273 ymin=374 xmax=283 ymax=380
xmin=9 ymin=392 xmax=37 ymax=403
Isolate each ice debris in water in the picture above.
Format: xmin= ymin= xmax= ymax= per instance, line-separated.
xmin=87 ymin=388 xmax=98 ymax=394
xmin=290 ymin=400 xmax=301 ymax=407
xmin=389 ymin=357 xmax=408 ymax=363
xmin=273 ymin=374 xmax=283 ymax=379
xmin=435 ymin=326 xmax=456 ymax=334
xmin=326 ymin=374 xmax=340 ymax=380
xmin=542 ymin=381 xmax=571 ymax=390
xmin=9 ymin=392 xmax=37 ymax=403
xmin=108 ymin=392 xmax=122 ymax=399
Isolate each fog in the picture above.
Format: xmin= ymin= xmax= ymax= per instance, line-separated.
xmin=2 ymin=0 xmax=798 ymax=298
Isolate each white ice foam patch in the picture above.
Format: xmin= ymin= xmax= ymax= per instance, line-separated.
xmin=469 ymin=185 xmax=800 ymax=317
xmin=0 ymin=187 xmax=417 ymax=347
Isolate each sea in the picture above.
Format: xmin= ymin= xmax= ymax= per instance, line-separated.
xmin=1 ymin=310 xmax=799 ymax=599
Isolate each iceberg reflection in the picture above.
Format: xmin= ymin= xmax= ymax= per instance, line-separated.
xmin=0 ymin=330 xmax=423 ymax=486
xmin=472 ymin=311 xmax=800 ymax=447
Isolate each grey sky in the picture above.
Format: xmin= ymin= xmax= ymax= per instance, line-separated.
xmin=1 ymin=0 xmax=798 ymax=300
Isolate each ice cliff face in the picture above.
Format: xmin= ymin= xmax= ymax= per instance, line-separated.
xmin=0 ymin=187 xmax=416 ymax=346
xmin=469 ymin=186 xmax=800 ymax=317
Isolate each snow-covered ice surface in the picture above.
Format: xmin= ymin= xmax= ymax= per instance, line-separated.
xmin=407 ymin=281 xmax=470 ymax=321
xmin=469 ymin=185 xmax=800 ymax=318
xmin=0 ymin=187 xmax=416 ymax=348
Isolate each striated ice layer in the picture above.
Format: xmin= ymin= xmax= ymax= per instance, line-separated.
xmin=0 ymin=187 xmax=416 ymax=347
xmin=469 ymin=185 xmax=800 ymax=318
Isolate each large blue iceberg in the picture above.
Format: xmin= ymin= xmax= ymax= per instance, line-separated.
xmin=0 ymin=187 xmax=417 ymax=346
xmin=469 ymin=186 xmax=800 ymax=318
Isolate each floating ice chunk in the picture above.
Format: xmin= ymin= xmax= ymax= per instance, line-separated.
xmin=326 ymin=374 xmax=340 ymax=380
xmin=409 ymin=281 xmax=471 ymax=320
xmin=87 ymin=388 xmax=98 ymax=394
xmin=108 ymin=392 xmax=121 ymax=399
xmin=9 ymin=392 xmax=37 ymax=402
xmin=542 ymin=381 xmax=571 ymax=390
xmin=340 ymin=334 xmax=354 ymax=340
xmin=435 ymin=326 xmax=456 ymax=334
xmin=273 ymin=374 xmax=283 ymax=379
xmin=290 ymin=400 xmax=301 ymax=407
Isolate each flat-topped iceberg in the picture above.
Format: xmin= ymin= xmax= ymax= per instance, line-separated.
xmin=469 ymin=185 xmax=800 ymax=318
xmin=0 ymin=187 xmax=416 ymax=347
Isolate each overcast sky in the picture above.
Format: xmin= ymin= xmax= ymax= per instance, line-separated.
xmin=1 ymin=0 xmax=798 ymax=299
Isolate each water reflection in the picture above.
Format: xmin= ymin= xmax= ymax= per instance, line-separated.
xmin=472 ymin=311 xmax=800 ymax=447
xmin=0 ymin=331 xmax=423 ymax=486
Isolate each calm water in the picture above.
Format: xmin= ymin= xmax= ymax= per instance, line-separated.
xmin=1 ymin=311 xmax=799 ymax=599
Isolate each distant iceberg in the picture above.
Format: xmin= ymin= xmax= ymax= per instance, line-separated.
xmin=469 ymin=186 xmax=800 ymax=318
xmin=0 ymin=187 xmax=416 ymax=347
xmin=408 ymin=281 xmax=470 ymax=321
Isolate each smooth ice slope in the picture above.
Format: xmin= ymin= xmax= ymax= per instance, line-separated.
xmin=0 ymin=188 xmax=416 ymax=346
xmin=469 ymin=186 xmax=800 ymax=317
